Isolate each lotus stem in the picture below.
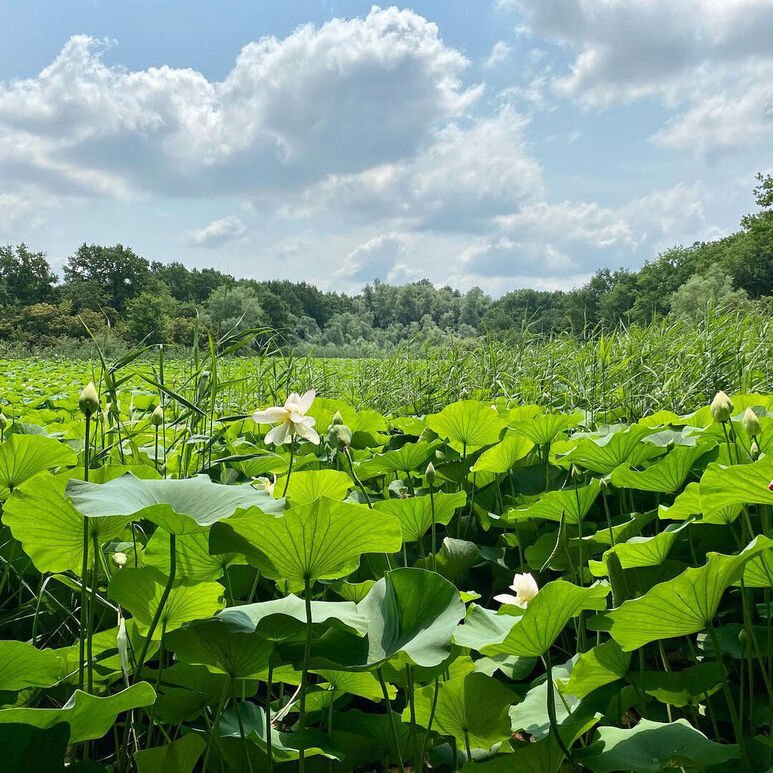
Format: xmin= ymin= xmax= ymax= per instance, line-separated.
xmin=134 ymin=533 xmax=177 ymax=683
xmin=544 ymin=648 xmax=579 ymax=770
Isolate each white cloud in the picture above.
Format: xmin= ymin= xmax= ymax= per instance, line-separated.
xmin=505 ymin=0 xmax=773 ymax=155
xmin=186 ymin=215 xmax=246 ymax=248
xmin=335 ymin=232 xmax=419 ymax=284
xmin=483 ymin=41 xmax=511 ymax=69
xmin=455 ymin=182 xmax=714 ymax=283
xmin=0 ymin=7 xmax=480 ymax=199
xmin=299 ymin=105 xmax=544 ymax=230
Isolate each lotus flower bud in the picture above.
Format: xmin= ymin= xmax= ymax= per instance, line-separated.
xmin=111 ymin=551 xmax=128 ymax=569
xmin=750 ymin=440 xmax=760 ymax=460
xmin=710 ymin=391 xmax=734 ymax=423
xmin=435 ymin=449 xmax=446 ymax=462
xmin=570 ymin=464 xmax=583 ymax=481
xmin=79 ymin=382 xmax=99 ymax=416
xmin=0 ymin=412 xmax=6 ymax=430
xmin=328 ymin=423 xmax=352 ymax=450
xmin=330 ymin=410 xmax=344 ymax=426
xmin=151 ymin=405 xmax=164 ymax=427
xmin=426 ymin=461 xmax=437 ymax=486
xmin=742 ymin=407 xmax=761 ymax=438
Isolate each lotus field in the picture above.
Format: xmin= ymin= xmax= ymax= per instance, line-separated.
xmin=2 ymin=352 xmax=773 ymax=772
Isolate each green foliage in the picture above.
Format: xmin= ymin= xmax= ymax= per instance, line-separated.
xmin=1 ymin=355 xmax=773 ymax=772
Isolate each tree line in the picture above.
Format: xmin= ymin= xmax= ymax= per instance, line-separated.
xmin=1 ymin=174 xmax=771 ymax=354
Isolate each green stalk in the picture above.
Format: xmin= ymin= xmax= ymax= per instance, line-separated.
xmin=378 ymin=667 xmax=406 ymax=773
xmin=418 ymin=676 xmax=440 ymax=772
xmin=428 ymin=481 xmax=437 ymax=572
xmin=202 ymin=678 xmax=229 ymax=772
xmin=78 ymin=411 xmax=91 ymax=692
xmin=230 ymin=677 xmax=255 ymax=773
xmin=266 ymin=660 xmax=274 ymax=772
xmin=135 ymin=533 xmax=177 ymax=683
xmin=707 ymin=619 xmax=749 ymax=770
xmin=544 ymin=648 xmax=578 ymax=771
xmin=282 ymin=436 xmax=295 ymax=497
xmin=298 ymin=573 xmax=314 ymax=773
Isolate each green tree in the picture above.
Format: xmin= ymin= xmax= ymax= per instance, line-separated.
xmin=670 ymin=264 xmax=749 ymax=317
xmin=63 ymin=244 xmax=150 ymax=311
xmin=203 ymin=285 xmax=267 ymax=335
xmin=0 ymin=244 xmax=57 ymax=307
xmin=125 ymin=287 xmax=176 ymax=344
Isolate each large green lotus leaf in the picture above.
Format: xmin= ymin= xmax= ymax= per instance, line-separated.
xmin=407 ymin=671 xmax=514 ymax=750
xmin=427 ymin=400 xmax=504 ymax=451
xmin=330 ymin=709 xmax=410 ymax=771
xmin=135 ymin=734 xmax=206 ymax=773
xmin=0 ymin=434 xmax=76 ymax=499
xmin=280 ymin=469 xmax=353 ymax=506
xmin=510 ymin=656 xmax=579 ymax=740
xmin=213 ymin=595 xmax=368 ymax=642
xmin=3 ymin=471 xmax=130 ymax=573
xmin=356 ymin=441 xmax=439 ymax=478
xmin=509 ymin=412 xmax=581 ymax=446
xmin=220 ymin=702 xmax=342 ymax=762
xmin=358 ymin=568 xmax=466 ymax=667
xmin=610 ymin=442 xmax=715 ymax=493
xmin=329 ymin=579 xmax=375 ymax=603
xmin=210 ymin=496 xmax=402 ymax=584
xmin=597 ymin=535 xmax=773 ymax=650
xmin=657 ymin=481 xmax=742 ymax=524
xmin=66 ymin=473 xmax=282 ymax=534
xmin=0 ymin=683 xmax=156 ymax=742
xmin=588 ymin=523 xmax=687 ymax=576
xmin=144 ymin=529 xmax=241 ymax=583
xmin=109 ymin=567 xmax=225 ymax=637
xmin=480 ymin=581 xmax=610 ymax=657
xmin=453 ymin=604 xmax=520 ymax=653
xmin=562 ymin=639 xmax=630 ymax=700
xmin=312 ymin=669 xmax=395 ymax=701
xmin=735 ymin=548 xmax=773 ymax=587
xmin=561 ymin=424 xmax=662 ymax=474
xmin=372 ymin=491 xmax=466 ymax=542
xmin=578 ymin=718 xmax=739 ymax=772
xmin=471 ymin=435 xmax=535 ymax=473
xmin=461 ymin=717 xmax=597 ymax=773
xmin=415 ymin=537 xmax=481 ymax=581
xmin=631 ymin=662 xmax=723 ymax=707
xmin=698 ymin=456 xmax=773 ymax=511
xmin=165 ymin=617 xmax=273 ymax=679
xmin=152 ymin=664 xmax=257 ymax=725
xmin=505 ymin=479 xmax=601 ymax=525
xmin=0 ymin=723 xmax=69 ymax=773
xmin=0 ymin=641 xmax=65 ymax=691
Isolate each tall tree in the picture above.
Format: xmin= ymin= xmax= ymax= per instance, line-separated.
xmin=63 ymin=243 xmax=150 ymax=311
xmin=0 ymin=243 xmax=57 ymax=307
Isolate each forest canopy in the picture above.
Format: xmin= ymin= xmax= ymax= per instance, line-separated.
xmin=1 ymin=174 xmax=771 ymax=354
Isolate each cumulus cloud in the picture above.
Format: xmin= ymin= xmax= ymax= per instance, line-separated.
xmin=504 ymin=0 xmax=773 ymax=155
xmin=335 ymin=232 xmax=420 ymax=284
xmin=0 ymin=7 xmax=480 ymax=199
xmin=186 ymin=215 xmax=246 ymax=248
xmin=456 ymin=182 xmax=713 ymax=283
xmin=299 ymin=105 xmax=544 ymax=230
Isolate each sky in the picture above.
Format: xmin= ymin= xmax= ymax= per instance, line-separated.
xmin=0 ymin=1 xmax=771 ymax=297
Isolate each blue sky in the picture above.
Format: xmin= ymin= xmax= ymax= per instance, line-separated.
xmin=0 ymin=1 xmax=770 ymax=296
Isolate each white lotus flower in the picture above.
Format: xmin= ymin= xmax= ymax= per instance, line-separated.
xmin=253 ymin=390 xmax=320 ymax=446
xmin=494 ymin=572 xmax=539 ymax=608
